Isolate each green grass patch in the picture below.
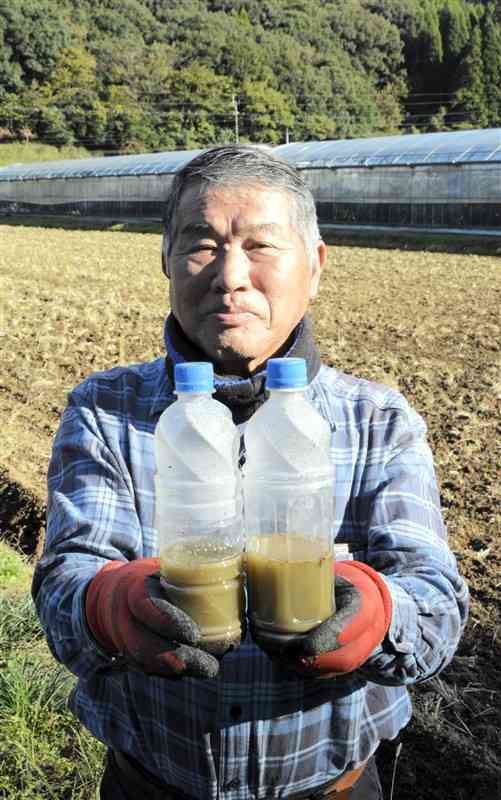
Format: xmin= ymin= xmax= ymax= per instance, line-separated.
xmin=0 ymin=651 xmax=104 ymax=799
xmin=0 ymin=546 xmax=105 ymax=799
xmin=0 ymin=541 xmax=33 ymax=593
xmin=0 ymin=590 xmax=41 ymax=652
xmin=0 ymin=652 xmax=103 ymax=800
xmin=0 ymin=142 xmax=94 ymax=168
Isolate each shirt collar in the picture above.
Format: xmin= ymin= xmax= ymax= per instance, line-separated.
xmin=148 ymin=356 xmax=174 ymax=418
xmin=149 ymin=313 xmax=320 ymax=421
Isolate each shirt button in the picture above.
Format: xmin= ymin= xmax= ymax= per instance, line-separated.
xmin=224 ymin=778 xmax=241 ymax=790
xmin=230 ymin=704 xmax=242 ymax=720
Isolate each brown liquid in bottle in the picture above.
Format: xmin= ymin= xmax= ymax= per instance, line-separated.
xmin=160 ymin=540 xmax=245 ymax=653
xmin=245 ymin=534 xmax=334 ymax=634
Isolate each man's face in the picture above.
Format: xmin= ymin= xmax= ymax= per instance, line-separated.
xmin=164 ymin=182 xmax=325 ymax=375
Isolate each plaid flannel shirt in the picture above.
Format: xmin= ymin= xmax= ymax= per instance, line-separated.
xmin=33 ymin=340 xmax=468 ymax=800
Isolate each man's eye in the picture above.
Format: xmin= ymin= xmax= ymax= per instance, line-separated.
xmin=250 ymin=242 xmax=275 ymax=250
xmin=190 ymin=244 xmax=217 ymax=253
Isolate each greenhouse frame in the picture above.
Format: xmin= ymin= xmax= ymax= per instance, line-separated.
xmin=0 ymin=129 xmax=500 ymax=234
xmin=276 ymin=129 xmax=501 ymax=231
xmin=0 ymin=149 xmax=205 ymax=220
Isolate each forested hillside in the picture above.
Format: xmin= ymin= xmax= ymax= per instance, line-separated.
xmin=0 ymin=0 xmax=500 ymax=152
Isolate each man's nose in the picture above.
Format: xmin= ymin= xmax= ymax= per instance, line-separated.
xmin=211 ymin=245 xmax=252 ymax=293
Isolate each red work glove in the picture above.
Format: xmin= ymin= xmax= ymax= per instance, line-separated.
xmin=252 ymin=561 xmax=392 ymax=677
xmin=85 ymin=558 xmax=219 ymax=679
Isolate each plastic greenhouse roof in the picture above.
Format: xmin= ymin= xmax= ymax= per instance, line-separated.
xmin=1 ymin=129 xmax=501 ymax=182
xmin=0 ymin=148 xmax=205 ymax=182
xmin=275 ymin=128 xmax=501 ymax=168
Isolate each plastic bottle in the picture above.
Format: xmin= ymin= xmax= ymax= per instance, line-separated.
xmin=154 ymin=362 xmax=244 ymax=655
xmin=243 ymin=357 xmax=335 ymax=646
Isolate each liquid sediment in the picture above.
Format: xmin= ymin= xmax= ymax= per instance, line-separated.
xmin=245 ymin=533 xmax=334 ymax=634
xmin=160 ymin=540 xmax=245 ymax=649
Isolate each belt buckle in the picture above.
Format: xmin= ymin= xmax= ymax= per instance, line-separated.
xmin=310 ymin=780 xmax=340 ymax=798
xmin=285 ymin=779 xmax=337 ymax=800
xmin=297 ymin=761 xmax=367 ymax=799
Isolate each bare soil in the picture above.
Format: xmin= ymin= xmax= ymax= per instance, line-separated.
xmin=0 ymin=222 xmax=500 ymax=799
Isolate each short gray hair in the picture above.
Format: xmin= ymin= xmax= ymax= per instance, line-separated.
xmin=163 ymin=145 xmax=321 ymax=264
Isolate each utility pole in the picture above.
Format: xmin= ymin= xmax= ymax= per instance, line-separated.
xmin=232 ymin=95 xmax=239 ymax=143
xmin=285 ymin=127 xmax=290 ymax=144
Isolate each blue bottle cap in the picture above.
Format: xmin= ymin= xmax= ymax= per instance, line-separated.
xmin=174 ymin=362 xmax=214 ymax=393
xmin=266 ymin=358 xmax=307 ymax=389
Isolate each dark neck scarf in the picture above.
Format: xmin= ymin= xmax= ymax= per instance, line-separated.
xmin=164 ymin=313 xmax=321 ymax=425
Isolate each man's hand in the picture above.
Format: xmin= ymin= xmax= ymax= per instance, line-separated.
xmin=85 ymin=558 xmax=220 ymax=679
xmin=251 ymin=560 xmax=392 ymax=677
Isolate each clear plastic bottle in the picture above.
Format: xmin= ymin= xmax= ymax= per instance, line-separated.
xmin=154 ymin=362 xmax=244 ymax=655
xmin=243 ymin=357 xmax=335 ymax=645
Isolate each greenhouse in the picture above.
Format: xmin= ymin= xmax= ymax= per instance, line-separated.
xmin=0 ymin=149 xmax=204 ymax=219
xmin=0 ymin=128 xmax=500 ymax=232
xmin=275 ymin=128 xmax=501 ymax=230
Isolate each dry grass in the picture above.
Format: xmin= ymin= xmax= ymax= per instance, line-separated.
xmin=0 ymin=222 xmax=500 ymax=799
xmin=0 ymin=224 xmax=166 ymax=497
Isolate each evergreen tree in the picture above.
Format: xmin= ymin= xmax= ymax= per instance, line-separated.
xmin=49 ymin=48 xmax=108 ymax=146
xmin=239 ymin=81 xmax=294 ymax=144
xmin=0 ymin=0 xmax=73 ymax=85
xmin=441 ymin=0 xmax=472 ymax=62
xmin=482 ymin=2 xmax=501 ymax=125
xmin=454 ymin=24 xmax=489 ymax=127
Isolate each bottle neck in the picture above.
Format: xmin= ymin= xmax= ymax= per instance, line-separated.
xmin=175 ymin=391 xmax=213 ymax=401
xmin=267 ymin=387 xmax=306 ymax=403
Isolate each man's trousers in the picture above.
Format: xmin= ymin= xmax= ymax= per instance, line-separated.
xmin=100 ymin=750 xmax=383 ymax=800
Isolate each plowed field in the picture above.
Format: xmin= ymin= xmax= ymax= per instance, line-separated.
xmin=0 ymin=222 xmax=500 ymax=799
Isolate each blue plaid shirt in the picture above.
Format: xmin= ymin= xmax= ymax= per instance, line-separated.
xmin=33 ymin=329 xmax=468 ymax=799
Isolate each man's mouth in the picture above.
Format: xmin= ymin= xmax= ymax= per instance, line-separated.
xmin=210 ymin=310 xmax=259 ymax=326
xmin=206 ymin=305 xmax=261 ymax=326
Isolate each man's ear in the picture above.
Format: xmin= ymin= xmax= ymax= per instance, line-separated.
xmin=161 ymin=235 xmax=170 ymax=278
xmin=309 ymin=240 xmax=326 ymax=300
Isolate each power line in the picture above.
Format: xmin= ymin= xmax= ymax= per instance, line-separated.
xmin=2 ymin=90 xmax=462 ymax=113
xmin=0 ymin=100 xmax=483 ymax=150
xmin=402 ymin=101 xmax=457 ymax=107
xmin=1 ymin=107 xmax=467 ymax=124
xmin=403 ymin=92 xmax=457 ymax=98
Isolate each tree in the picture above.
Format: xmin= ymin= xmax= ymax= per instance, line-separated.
xmin=440 ymin=0 xmax=472 ymax=62
xmin=453 ymin=24 xmax=489 ymax=127
xmin=0 ymin=92 xmax=31 ymax=136
xmin=48 ymin=48 xmax=107 ymax=145
xmin=155 ymin=64 xmax=235 ymax=149
xmin=104 ymin=93 xmax=152 ymax=151
xmin=0 ymin=13 xmax=23 ymax=95
xmin=38 ymin=107 xmax=75 ymax=146
xmin=0 ymin=0 xmax=73 ymax=85
xmin=327 ymin=0 xmax=406 ymax=88
xmin=239 ymin=81 xmax=294 ymax=144
xmin=89 ymin=0 xmax=158 ymax=40
xmin=482 ymin=2 xmax=501 ymax=125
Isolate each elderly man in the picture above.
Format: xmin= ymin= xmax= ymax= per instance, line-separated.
xmin=33 ymin=145 xmax=468 ymax=800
